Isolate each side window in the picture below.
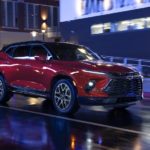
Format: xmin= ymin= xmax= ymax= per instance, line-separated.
xmin=5 ymin=47 xmax=15 ymax=57
xmin=30 ymin=45 xmax=48 ymax=59
xmin=13 ymin=46 xmax=30 ymax=59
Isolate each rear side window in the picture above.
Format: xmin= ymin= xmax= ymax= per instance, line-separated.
xmin=30 ymin=45 xmax=48 ymax=58
xmin=13 ymin=46 xmax=30 ymax=59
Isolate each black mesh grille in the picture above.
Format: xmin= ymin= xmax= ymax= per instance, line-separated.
xmin=109 ymin=72 xmax=139 ymax=77
xmin=104 ymin=77 xmax=142 ymax=96
xmin=116 ymin=97 xmax=137 ymax=103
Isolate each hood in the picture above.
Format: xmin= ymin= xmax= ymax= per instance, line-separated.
xmin=78 ymin=60 xmax=135 ymax=73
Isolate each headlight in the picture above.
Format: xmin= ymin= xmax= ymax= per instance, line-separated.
xmin=82 ymin=69 xmax=108 ymax=76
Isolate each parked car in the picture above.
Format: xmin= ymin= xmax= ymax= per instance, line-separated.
xmin=0 ymin=41 xmax=143 ymax=114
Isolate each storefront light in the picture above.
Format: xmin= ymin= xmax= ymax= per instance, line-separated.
xmin=41 ymin=22 xmax=47 ymax=31
xmin=41 ymin=13 xmax=47 ymax=21
xmin=71 ymin=135 xmax=76 ymax=150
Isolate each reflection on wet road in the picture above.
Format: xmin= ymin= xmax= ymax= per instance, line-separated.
xmin=0 ymin=94 xmax=149 ymax=150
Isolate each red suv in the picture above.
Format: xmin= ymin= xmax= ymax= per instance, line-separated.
xmin=0 ymin=41 xmax=142 ymax=114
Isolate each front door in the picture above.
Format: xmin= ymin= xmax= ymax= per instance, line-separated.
xmin=25 ymin=44 xmax=51 ymax=92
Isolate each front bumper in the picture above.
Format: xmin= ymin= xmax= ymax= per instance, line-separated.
xmin=78 ymin=96 xmax=142 ymax=107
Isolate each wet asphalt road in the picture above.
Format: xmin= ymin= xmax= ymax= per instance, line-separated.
xmin=0 ymin=94 xmax=150 ymax=150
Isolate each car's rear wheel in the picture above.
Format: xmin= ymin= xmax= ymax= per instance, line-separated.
xmin=52 ymin=79 xmax=79 ymax=114
xmin=0 ymin=76 xmax=12 ymax=103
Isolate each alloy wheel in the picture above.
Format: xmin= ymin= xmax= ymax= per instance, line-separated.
xmin=54 ymin=83 xmax=72 ymax=111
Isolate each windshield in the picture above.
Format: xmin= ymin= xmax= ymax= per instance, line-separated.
xmin=45 ymin=43 xmax=100 ymax=61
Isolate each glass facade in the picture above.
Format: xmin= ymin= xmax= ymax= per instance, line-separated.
xmin=53 ymin=7 xmax=59 ymax=27
xmin=91 ymin=17 xmax=150 ymax=35
xmin=82 ymin=0 xmax=150 ymax=15
xmin=47 ymin=6 xmax=59 ymax=28
xmin=25 ymin=3 xmax=39 ymax=29
xmin=48 ymin=6 xmax=53 ymax=27
xmin=1 ymin=0 xmax=18 ymax=28
xmin=0 ymin=1 xmax=59 ymax=31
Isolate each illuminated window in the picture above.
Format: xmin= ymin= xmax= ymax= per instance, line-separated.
xmin=111 ymin=23 xmax=118 ymax=32
xmin=145 ymin=17 xmax=150 ymax=28
xmin=91 ymin=24 xmax=103 ymax=35
xmin=103 ymin=0 xmax=112 ymax=11
xmin=103 ymin=23 xmax=111 ymax=33
xmin=130 ymin=18 xmax=145 ymax=29
xmin=135 ymin=0 xmax=143 ymax=4
xmin=117 ymin=20 xmax=130 ymax=31
xmin=91 ymin=17 xmax=150 ymax=35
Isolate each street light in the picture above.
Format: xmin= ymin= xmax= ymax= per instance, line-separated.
xmin=31 ymin=31 xmax=38 ymax=40
xmin=41 ymin=29 xmax=46 ymax=41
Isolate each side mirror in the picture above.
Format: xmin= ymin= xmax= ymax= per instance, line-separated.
xmin=35 ymin=55 xmax=47 ymax=62
xmin=0 ymin=52 xmax=9 ymax=60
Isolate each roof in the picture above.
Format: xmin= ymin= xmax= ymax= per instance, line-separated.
xmin=2 ymin=41 xmax=44 ymax=51
xmin=2 ymin=41 xmax=82 ymax=51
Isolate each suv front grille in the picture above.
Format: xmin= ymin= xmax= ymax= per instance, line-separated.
xmin=104 ymin=77 xmax=142 ymax=97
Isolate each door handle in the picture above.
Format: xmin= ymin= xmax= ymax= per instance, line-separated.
xmin=24 ymin=64 xmax=31 ymax=67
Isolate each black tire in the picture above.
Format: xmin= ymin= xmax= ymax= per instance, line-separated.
xmin=0 ymin=76 xmax=12 ymax=103
xmin=51 ymin=79 xmax=79 ymax=114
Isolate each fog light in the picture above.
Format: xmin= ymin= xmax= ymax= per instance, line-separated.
xmin=88 ymin=81 xmax=94 ymax=87
xmin=85 ymin=80 xmax=96 ymax=92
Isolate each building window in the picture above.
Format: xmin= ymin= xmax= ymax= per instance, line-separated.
xmin=2 ymin=0 xmax=18 ymax=28
xmin=47 ymin=6 xmax=59 ymax=28
xmin=103 ymin=23 xmax=111 ymax=33
xmin=53 ymin=7 xmax=59 ymax=27
xmin=91 ymin=24 xmax=103 ymax=34
xmin=47 ymin=6 xmax=53 ymax=27
xmin=117 ymin=20 xmax=130 ymax=31
xmin=130 ymin=18 xmax=145 ymax=29
xmin=111 ymin=23 xmax=118 ymax=32
xmin=145 ymin=17 xmax=150 ymax=28
xmin=25 ymin=3 xmax=39 ymax=29
xmin=82 ymin=0 xmax=150 ymax=16
xmin=91 ymin=17 xmax=150 ymax=35
xmin=117 ymin=18 xmax=146 ymax=31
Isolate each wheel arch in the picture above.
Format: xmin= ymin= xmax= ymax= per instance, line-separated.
xmin=50 ymin=74 xmax=78 ymax=94
xmin=0 ymin=72 xmax=5 ymax=79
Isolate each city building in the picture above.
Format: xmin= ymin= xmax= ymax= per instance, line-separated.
xmin=0 ymin=0 xmax=59 ymax=49
xmin=60 ymin=0 xmax=150 ymax=59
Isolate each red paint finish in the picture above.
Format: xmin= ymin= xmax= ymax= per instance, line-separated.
xmin=0 ymin=42 xmax=142 ymax=103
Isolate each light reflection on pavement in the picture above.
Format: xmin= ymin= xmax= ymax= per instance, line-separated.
xmin=0 ymin=94 xmax=149 ymax=150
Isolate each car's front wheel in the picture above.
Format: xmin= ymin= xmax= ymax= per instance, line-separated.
xmin=52 ymin=79 xmax=79 ymax=114
xmin=0 ymin=76 xmax=12 ymax=103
